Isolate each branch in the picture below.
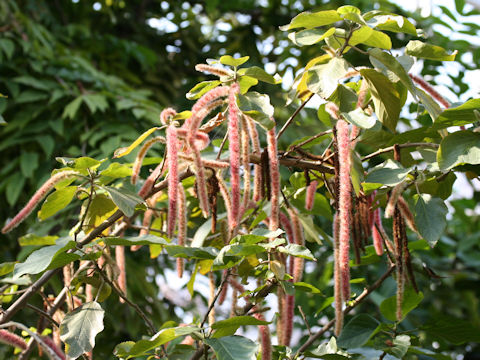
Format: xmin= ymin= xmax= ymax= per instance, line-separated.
xmin=276 ymin=93 xmax=314 ymax=141
xmin=294 ymin=266 xmax=395 ymax=357
xmin=362 ymin=143 xmax=439 ymax=161
xmin=250 ymin=153 xmax=334 ymax=174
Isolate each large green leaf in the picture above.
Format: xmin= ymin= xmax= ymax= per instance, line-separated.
xmin=20 ymin=152 xmax=39 ymax=178
xmin=237 ymin=92 xmax=274 ymax=130
xmin=360 ymin=69 xmax=402 ymax=131
xmin=422 ymin=317 xmax=480 ymax=345
xmin=280 ymin=10 xmax=342 ymax=31
xmin=60 ymin=301 xmax=105 ymax=359
xmin=380 ymin=288 xmax=424 ymax=321
xmin=368 ymin=49 xmax=416 ymax=97
xmin=341 ymin=108 xmax=376 ymax=129
xmin=406 ymin=40 xmax=457 ymax=61
xmin=104 ymin=186 xmax=145 ymax=217
xmin=437 ymin=131 xmax=480 ymax=170
xmin=288 ymin=27 xmax=336 ymax=46
xmin=238 ymin=66 xmax=279 ymax=84
xmin=187 ymin=80 xmax=222 ymax=100
xmin=205 ymin=336 xmax=258 ymax=360
xmin=13 ymin=237 xmax=77 ymax=278
xmin=117 ymin=326 xmax=200 ymax=358
xmin=434 ymin=99 xmax=480 ymax=129
xmin=337 ymin=314 xmax=380 ymax=349
xmin=307 ymin=58 xmax=349 ymax=98
xmin=365 ymin=160 xmax=412 ymax=186
xmin=389 ymin=335 xmax=411 ymax=358
xmin=211 ymin=316 xmax=269 ymax=338
xmin=38 ymin=186 xmax=77 ymax=220
xmin=102 ymin=235 xmax=169 ymax=247
xmin=367 ymin=14 xmax=417 ymax=35
xmin=414 ymin=194 xmax=448 ymax=247
xmin=278 ymin=244 xmax=316 ymax=261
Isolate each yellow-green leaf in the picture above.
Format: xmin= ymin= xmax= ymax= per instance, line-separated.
xmin=113 ymin=127 xmax=159 ymax=158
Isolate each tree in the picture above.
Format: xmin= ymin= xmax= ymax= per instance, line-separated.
xmin=1 ymin=2 xmax=480 ymax=360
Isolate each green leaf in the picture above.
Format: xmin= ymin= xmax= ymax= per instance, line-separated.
xmin=237 ymin=92 xmax=275 ymax=130
xmin=288 ymin=27 xmax=335 ymax=46
xmin=60 ymin=301 xmax=105 ymax=359
xmin=119 ymin=326 xmax=200 ymax=358
xmin=360 ymin=69 xmax=402 ymax=131
xmin=434 ymin=99 xmax=480 ymax=129
xmin=406 ymin=40 xmax=457 ymax=61
xmin=186 ymin=80 xmax=221 ymax=100
xmin=191 ymin=218 xmax=212 ymax=247
xmin=20 ymin=152 xmax=39 ymax=178
xmin=238 ymin=75 xmax=258 ymax=94
xmin=307 ymin=58 xmax=349 ymax=98
xmin=113 ymin=127 xmax=159 ymax=158
xmin=6 ymin=172 xmax=25 ymax=206
xmin=205 ymin=336 xmax=258 ymax=360
xmin=308 ymin=337 xmax=349 ymax=358
xmin=165 ymin=246 xmax=218 ymax=260
xmin=104 ymin=186 xmax=144 ymax=217
xmin=337 ymin=314 xmax=380 ymax=348
xmin=414 ymin=194 xmax=448 ymax=247
xmin=380 ymin=288 xmax=424 ymax=321
xmin=341 ymin=108 xmax=376 ymax=129
xmin=13 ymin=237 xmax=76 ymax=278
xmin=238 ymin=66 xmax=279 ymax=84
xmin=63 ymin=97 xmax=83 ymax=119
xmin=0 ymin=262 xmax=15 ymax=277
xmin=278 ymin=244 xmax=316 ymax=261
xmin=415 ymin=88 xmax=443 ymax=121
xmin=280 ymin=10 xmax=342 ymax=31
xmin=219 ymin=55 xmax=249 ymax=67
xmin=367 ymin=15 xmax=417 ymax=35
xmin=211 ymin=316 xmax=269 ymax=338
xmin=365 ymin=160 xmax=412 ymax=186
xmin=99 ymin=163 xmax=132 ymax=178
xmin=422 ymin=317 xmax=480 ymax=345
xmin=437 ymin=131 xmax=480 ymax=170
xmin=102 ymin=235 xmax=169 ymax=247
xmin=0 ymin=39 xmax=15 ymax=59
xmin=82 ymin=94 xmax=108 ymax=113
xmin=18 ymin=234 xmax=58 ymax=246
xmin=368 ymin=49 xmax=416 ymax=97
xmin=292 ymin=282 xmax=322 ymax=294
xmin=38 ymin=186 xmax=77 ymax=220
xmin=389 ymin=335 xmax=411 ymax=358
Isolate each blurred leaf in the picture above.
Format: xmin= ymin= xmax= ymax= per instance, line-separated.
xmin=337 ymin=314 xmax=380 ymax=348
xmin=406 ymin=40 xmax=457 ymax=61
xmin=380 ymin=288 xmax=423 ymax=321
xmin=280 ymin=10 xmax=342 ymax=31
xmin=113 ymin=127 xmax=159 ymax=158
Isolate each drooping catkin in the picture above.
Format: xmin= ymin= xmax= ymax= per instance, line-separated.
xmin=385 ymin=181 xmax=409 ymax=219
xmin=288 ymin=207 xmax=305 ymax=283
xmin=305 ymin=180 xmax=318 ymax=211
xmin=228 ymin=83 xmax=241 ymax=228
xmin=240 ymin=116 xmax=251 ymax=212
xmin=178 ymin=154 xmax=229 ymax=168
xmin=116 ymin=245 xmax=127 ymax=303
xmin=393 ymin=207 xmax=405 ymax=321
xmin=166 ymin=125 xmax=179 ymax=238
xmin=0 ymin=329 xmax=27 ymax=350
xmin=131 ymin=136 xmax=166 ymax=185
xmin=41 ymin=336 xmax=67 ymax=360
xmin=267 ymin=126 xmax=280 ymax=233
xmin=283 ymin=293 xmax=295 ymax=347
xmin=333 ymin=214 xmax=343 ymax=336
xmin=2 ymin=170 xmax=79 ymax=233
xmin=208 ymin=272 xmax=216 ymax=326
xmin=372 ymin=207 xmax=384 ymax=256
xmin=137 ymin=161 xmax=163 ymax=199
xmin=350 ymin=80 xmax=369 ymax=144
xmin=246 ymin=116 xmax=263 ymax=202
xmin=254 ymin=312 xmax=272 ymax=360
xmin=195 ymin=63 xmax=232 ymax=77
xmin=337 ymin=119 xmax=352 ymax=301
xmin=160 ymin=107 xmax=177 ymax=125
xmin=397 ymin=196 xmax=418 ymax=234
xmin=409 ymin=74 xmax=451 ymax=109
xmin=190 ymin=140 xmax=210 ymax=217
xmin=176 ymin=183 xmax=187 ymax=278
xmin=277 ymin=286 xmax=286 ymax=345
xmin=176 ymin=128 xmax=211 ymax=152
xmin=216 ymin=174 xmax=234 ymax=237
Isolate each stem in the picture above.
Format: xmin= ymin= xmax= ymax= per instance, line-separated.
xmin=276 ymin=93 xmax=314 ymax=141
xmin=362 ymin=143 xmax=439 ymax=161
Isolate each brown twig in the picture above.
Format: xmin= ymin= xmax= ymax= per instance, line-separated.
xmin=362 ymin=143 xmax=439 ymax=161
xmin=276 ymin=93 xmax=314 ymax=141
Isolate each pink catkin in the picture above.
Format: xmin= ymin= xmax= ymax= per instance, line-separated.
xmin=41 ymin=336 xmax=66 ymax=360
xmin=267 ymin=126 xmax=280 ymax=233
xmin=176 ymin=184 xmax=187 ymax=278
xmin=409 ymin=74 xmax=451 ymax=109
xmin=178 ymin=154 xmax=229 ymax=169
xmin=137 ymin=162 xmax=163 ymax=199
xmin=116 ymin=245 xmax=127 ymax=303
xmin=195 ymin=64 xmax=231 ymax=77
xmin=372 ymin=207 xmax=384 ymax=256
xmin=176 ymin=129 xmax=211 ymax=152
xmin=160 ymin=107 xmax=177 ymax=125
xmin=189 ymin=137 xmax=210 ymax=217
xmin=0 ymin=329 xmax=27 ymax=350
xmin=385 ymin=182 xmax=409 ymax=219
xmin=337 ymin=119 xmax=352 ymax=302
xmin=283 ymin=294 xmax=295 ymax=347
xmin=167 ymin=125 xmax=179 ymax=238
xmin=246 ymin=117 xmax=262 ymax=202
xmin=254 ymin=312 xmax=272 ymax=360
xmin=131 ymin=136 xmax=165 ymax=185
xmin=240 ymin=116 xmax=251 ymax=212
xmin=2 ymin=170 xmax=78 ymax=233
xmin=217 ymin=174 xmax=234 ymax=237
xmin=305 ymin=180 xmax=318 ymax=211
xmin=333 ymin=214 xmax=343 ymax=336
xmin=228 ymin=83 xmax=241 ymax=229
xmin=289 ymin=208 xmax=305 ymax=282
